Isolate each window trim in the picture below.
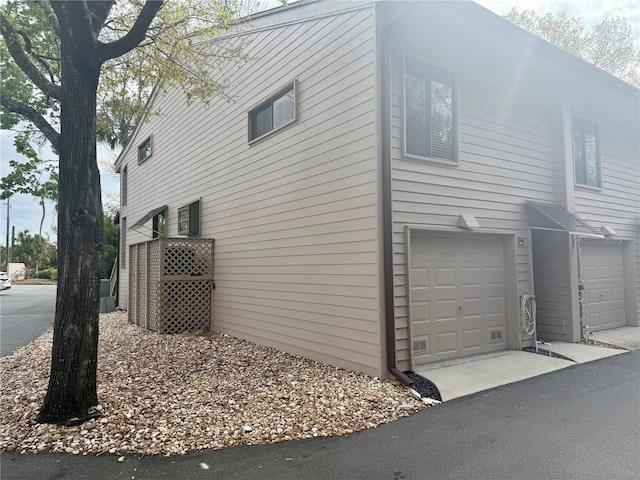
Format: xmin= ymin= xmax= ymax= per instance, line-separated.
xmin=121 ymin=165 xmax=128 ymax=207
xmin=572 ymin=115 xmax=602 ymax=189
xmin=178 ymin=199 xmax=201 ymax=236
xmin=248 ymin=80 xmax=297 ymax=144
xmin=402 ymin=54 xmax=459 ymax=165
xmin=152 ymin=209 xmax=166 ymax=238
xmin=120 ymin=217 xmax=127 ymax=269
xmin=137 ymin=135 xmax=152 ymax=164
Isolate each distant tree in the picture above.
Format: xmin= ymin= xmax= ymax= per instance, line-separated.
xmin=505 ymin=9 xmax=640 ymax=87
xmin=102 ymin=214 xmax=118 ymax=278
xmin=11 ymin=229 xmax=53 ymax=273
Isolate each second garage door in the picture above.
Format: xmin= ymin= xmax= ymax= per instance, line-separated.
xmin=409 ymin=233 xmax=507 ymax=365
xmin=580 ymin=239 xmax=626 ymax=331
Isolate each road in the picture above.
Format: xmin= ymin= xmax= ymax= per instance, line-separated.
xmin=0 ymin=284 xmax=56 ymax=357
xmin=1 ymin=351 xmax=638 ymax=479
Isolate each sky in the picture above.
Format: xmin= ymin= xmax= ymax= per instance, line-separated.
xmin=1 ymin=0 xmax=638 ymax=247
xmin=475 ymin=0 xmax=640 ymax=48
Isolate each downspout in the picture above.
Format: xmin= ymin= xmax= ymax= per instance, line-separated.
xmin=380 ymin=4 xmax=414 ymax=386
xmin=575 ymin=235 xmax=585 ymax=341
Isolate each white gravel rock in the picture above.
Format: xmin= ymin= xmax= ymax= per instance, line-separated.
xmin=0 ymin=312 xmax=425 ymax=456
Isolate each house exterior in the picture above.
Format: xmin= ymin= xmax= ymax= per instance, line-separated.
xmin=115 ymin=0 xmax=640 ymax=380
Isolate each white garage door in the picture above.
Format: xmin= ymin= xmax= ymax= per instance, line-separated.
xmin=580 ymin=240 xmax=626 ymax=331
xmin=409 ymin=233 xmax=507 ymax=365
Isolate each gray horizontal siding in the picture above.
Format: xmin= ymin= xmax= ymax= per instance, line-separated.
xmin=637 ymin=241 xmax=640 ymax=321
xmin=573 ymin=143 xmax=640 ymax=238
xmin=389 ymin=48 xmax=559 ymax=369
xmin=118 ymin=5 xmax=383 ymax=376
xmin=532 ymin=230 xmax=572 ymax=342
xmin=573 ymin=118 xmax=640 ymax=322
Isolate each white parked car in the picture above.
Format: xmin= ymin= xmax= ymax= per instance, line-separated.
xmin=0 ymin=272 xmax=11 ymax=291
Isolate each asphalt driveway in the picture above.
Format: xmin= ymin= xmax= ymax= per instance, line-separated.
xmin=0 ymin=284 xmax=56 ymax=357
xmin=1 ymin=351 xmax=638 ymax=479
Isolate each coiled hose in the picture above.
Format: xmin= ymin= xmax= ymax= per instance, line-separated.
xmin=520 ymin=293 xmax=536 ymax=336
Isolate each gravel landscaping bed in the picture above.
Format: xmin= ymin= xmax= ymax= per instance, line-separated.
xmin=578 ymin=339 xmax=628 ymax=350
xmin=0 ymin=312 xmax=425 ymax=456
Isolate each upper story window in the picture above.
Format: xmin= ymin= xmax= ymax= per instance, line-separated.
xmin=120 ymin=217 xmax=127 ymax=268
xmin=138 ymin=136 xmax=152 ymax=163
xmin=121 ymin=166 xmax=128 ymax=206
xmin=404 ymin=57 xmax=458 ymax=162
xmin=152 ymin=209 xmax=166 ymax=238
xmin=572 ymin=116 xmax=601 ymax=188
xmin=178 ymin=200 xmax=200 ymax=236
xmin=249 ymin=81 xmax=296 ymax=142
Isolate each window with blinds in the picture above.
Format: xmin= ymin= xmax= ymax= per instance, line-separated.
xmin=249 ymin=81 xmax=296 ymax=142
xmin=572 ymin=116 xmax=601 ymax=188
xmin=404 ymin=58 xmax=457 ymax=162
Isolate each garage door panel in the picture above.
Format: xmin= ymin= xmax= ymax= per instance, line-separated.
xmin=486 ymin=295 xmax=505 ymax=315
xmin=462 ymin=328 xmax=482 ymax=350
xmin=488 ymin=325 xmax=506 ymax=345
xmin=612 ymin=265 xmax=623 ymax=279
xmin=460 ymin=297 xmax=481 ymax=318
xmin=410 ymin=233 xmax=508 ymax=365
xmin=434 ymin=267 xmax=455 ymax=287
xmin=411 ymin=268 xmax=429 ymax=287
xmin=412 ymin=322 xmax=431 ymax=339
xmin=435 ymin=299 xmax=457 ymax=321
xmin=485 ymin=267 xmax=504 ymax=287
xmin=411 ymin=301 xmax=430 ymax=323
xmin=435 ymin=331 xmax=458 ymax=355
xmin=580 ymin=240 xmax=626 ymax=330
xmin=411 ymin=285 xmax=431 ymax=302
xmin=461 ymin=268 xmax=481 ymax=286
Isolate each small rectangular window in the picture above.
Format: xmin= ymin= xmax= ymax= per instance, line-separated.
xmin=120 ymin=217 xmax=127 ymax=268
xmin=138 ymin=136 xmax=152 ymax=163
xmin=404 ymin=57 xmax=457 ymax=162
xmin=152 ymin=209 xmax=166 ymax=238
xmin=178 ymin=200 xmax=200 ymax=236
xmin=573 ymin=116 xmax=601 ymax=188
xmin=121 ymin=166 xmax=128 ymax=206
xmin=249 ymin=82 xmax=296 ymax=142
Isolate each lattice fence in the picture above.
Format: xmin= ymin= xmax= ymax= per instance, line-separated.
xmin=129 ymin=238 xmax=214 ymax=333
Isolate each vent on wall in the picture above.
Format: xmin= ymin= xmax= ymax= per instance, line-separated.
xmin=413 ymin=339 xmax=428 ymax=353
xmin=490 ymin=329 xmax=503 ymax=341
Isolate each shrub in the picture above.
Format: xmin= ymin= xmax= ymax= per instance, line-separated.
xmin=37 ymin=268 xmax=58 ymax=281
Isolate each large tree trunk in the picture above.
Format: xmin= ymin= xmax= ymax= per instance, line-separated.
xmin=38 ymin=28 xmax=104 ymax=423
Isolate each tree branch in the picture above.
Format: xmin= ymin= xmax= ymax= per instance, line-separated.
xmin=34 ymin=0 xmax=60 ymax=37
xmin=0 ymin=96 xmax=60 ymax=152
xmin=64 ymin=2 xmax=100 ymax=54
xmin=86 ymin=1 xmax=115 ymax=36
xmin=0 ymin=12 xmax=61 ymax=100
xmin=96 ymin=0 xmax=164 ymax=63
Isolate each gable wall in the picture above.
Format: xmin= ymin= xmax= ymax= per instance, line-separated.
xmin=118 ymin=3 xmax=384 ymax=376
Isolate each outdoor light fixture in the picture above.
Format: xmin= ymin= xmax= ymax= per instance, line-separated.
xmin=458 ymin=214 xmax=480 ymax=229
